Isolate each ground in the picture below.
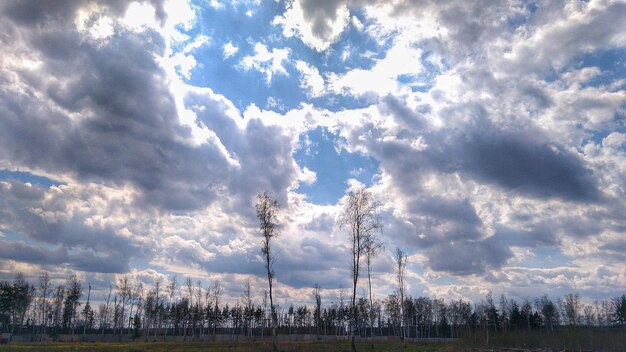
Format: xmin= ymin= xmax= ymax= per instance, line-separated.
xmin=0 ymin=340 xmax=448 ymax=352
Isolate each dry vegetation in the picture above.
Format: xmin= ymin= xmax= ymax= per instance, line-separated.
xmin=0 ymin=340 xmax=446 ymax=352
xmin=455 ymin=327 xmax=626 ymax=352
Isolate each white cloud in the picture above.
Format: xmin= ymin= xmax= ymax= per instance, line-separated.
xmin=75 ymin=5 xmax=115 ymax=43
xmin=169 ymin=52 xmax=198 ymax=80
xmin=223 ymin=41 xmax=239 ymax=58
xmin=295 ymin=60 xmax=325 ymax=97
xmin=327 ymin=34 xmax=424 ymax=98
xmin=209 ymin=0 xmax=224 ymax=9
xmin=122 ymin=2 xmax=159 ymax=31
xmin=183 ymin=34 xmax=211 ymax=53
xmin=500 ymin=0 xmax=626 ymax=74
xmin=299 ymin=166 xmax=317 ymax=185
xmin=351 ymin=15 xmax=363 ymax=31
xmin=603 ymin=132 xmax=626 ymax=150
xmin=240 ymin=43 xmax=290 ymax=84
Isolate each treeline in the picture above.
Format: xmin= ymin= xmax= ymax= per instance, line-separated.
xmin=1 ymin=272 xmax=625 ymax=340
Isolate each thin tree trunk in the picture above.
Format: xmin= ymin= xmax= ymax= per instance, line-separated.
xmin=351 ymin=275 xmax=357 ymax=352
xmin=367 ymin=258 xmax=374 ymax=349
xmin=102 ymin=285 xmax=112 ymax=340
xmin=266 ymin=251 xmax=277 ymax=351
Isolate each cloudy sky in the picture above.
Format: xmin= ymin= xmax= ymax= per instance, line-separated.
xmin=1 ymin=0 xmax=625 ymax=305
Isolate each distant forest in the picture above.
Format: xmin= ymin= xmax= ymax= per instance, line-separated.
xmin=1 ymin=272 xmax=625 ymax=340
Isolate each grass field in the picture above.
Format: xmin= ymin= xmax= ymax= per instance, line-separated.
xmin=457 ymin=328 xmax=626 ymax=352
xmin=4 ymin=329 xmax=625 ymax=352
xmin=0 ymin=340 xmax=448 ymax=352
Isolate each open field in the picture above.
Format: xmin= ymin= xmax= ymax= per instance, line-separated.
xmin=0 ymin=340 xmax=449 ymax=352
xmin=457 ymin=328 xmax=626 ymax=352
xmin=2 ymin=331 xmax=626 ymax=352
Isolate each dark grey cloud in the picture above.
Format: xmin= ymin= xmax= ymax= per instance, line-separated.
xmin=379 ymin=95 xmax=426 ymax=132
xmin=274 ymin=237 xmax=353 ymax=289
xmin=0 ymin=240 xmax=68 ymax=266
xmin=599 ymin=240 xmax=626 ymax=261
xmin=304 ymin=213 xmax=334 ymax=232
xmin=0 ymin=181 xmax=141 ymax=273
xmin=362 ymin=110 xmax=600 ymax=202
xmin=423 ymin=235 xmax=513 ymax=275
xmin=0 ymin=242 xmax=131 ymax=273
xmin=409 ymin=196 xmax=480 ymax=226
xmin=169 ymin=233 xmax=352 ymax=290
xmin=376 ymin=194 xmax=506 ymax=277
xmin=0 ymin=1 xmax=235 ymax=211
xmin=185 ymin=92 xmax=300 ymax=214
xmin=280 ymin=267 xmax=350 ymax=291
xmin=339 ymin=94 xmax=601 ymax=276
xmin=0 ymin=0 xmax=302 ymax=213
xmin=454 ymin=132 xmax=599 ymax=202
xmin=1 ymin=0 xmax=165 ymax=26
xmin=495 ymin=225 xmax=560 ymax=249
xmin=69 ymin=249 xmax=131 ymax=273
xmin=299 ymin=0 xmax=346 ymax=40
xmin=0 ymin=238 xmax=131 ymax=274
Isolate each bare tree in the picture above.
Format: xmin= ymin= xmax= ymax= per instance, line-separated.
xmin=195 ymin=280 xmax=203 ymax=338
xmin=256 ymin=191 xmax=280 ymax=351
xmin=185 ymin=277 xmax=194 ymax=338
xmin=153 ymin=278 xmax=161 ymax=339
xmin=38 ymin=272 xmax=51 ymax=338
xmin=116 ymin=275 xmax=131 ymax=336
xmin=210 ymin=280 xmax=223 ymax=335
xmin=395 ymin=247 xmax=408 ymax=345
xmin=338 ymin=287 xmax=346 ymax=336
xmin=563 ymin=293 xmax=581 ymax=326
xmin=313 ymin=284 xmax=322 ymax=337
xmin=11 ymin=273 xmax=34 ymax=335
xmin=165 ymin=276 xmax=178 ymax=338
xmin=63 ymin=274 xmax=82 ymax=340
xmin=338 ymin=186 xmax=383 ymax=352
xmin=82 ymin=283 xmax=92 ymax=336
xmin=242 ymin=278 xmax=254 ymax=338
xmin=262 ymin=289 xmax=268 ymax=339
xmin=128 ymin=283 xmax=143 ymax=336
xmin=364 ymin=234 xmax=383 ymax=345
xmin=101 ymin=284 xmax=112 ymax=339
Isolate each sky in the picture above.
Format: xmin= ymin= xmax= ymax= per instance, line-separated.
xmin=0 ymin=0 xmax=625 ymax=306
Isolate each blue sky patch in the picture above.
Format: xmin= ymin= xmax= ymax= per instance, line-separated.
xmin=574 ymin=48 xmax=626 ymax=89
xmin=518 ymin=247 xmax=571 ymax=269
xmin=295 ymin=127 xmax=379 ymax=205
xmin=0 ymin=169 xmax=61 ymax=188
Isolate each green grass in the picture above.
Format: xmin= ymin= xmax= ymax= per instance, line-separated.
xmin=0 ymin=340 xmax=447 ymax=352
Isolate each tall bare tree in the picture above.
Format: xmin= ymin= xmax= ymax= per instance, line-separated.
xmin=364 ymin=233 xmax=383 ymax=345
xmin=38 ymin=272 xmax=51 ymax=338
xmin=116 ymin=275 xmax=131 ymax=336
xmin=153 ymin=278 xmax=161 ymax=339
xmin=256 ymin=191 xmax=280 ymax=351
xmin=338 ymin=186 xmax=382 ymax=352
xmin=165 ymin=276 xmax=178 ymax=338
xmin=101 ymin=284 xmax=112 ymax=339
xmin=82 ymin=282 xmax=92 ymax=336
xmin=63 ymin=274 xmax=82 ymax=340
xmin=210 ymin=280 xmax=223 ymax=336
xmin=242 ymin=278 xmax=254 ymax=338
xmin=313 ymin=284 xmax=322 ymax=337
xmin=395 ymin=247 xmax=408 ymax=345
